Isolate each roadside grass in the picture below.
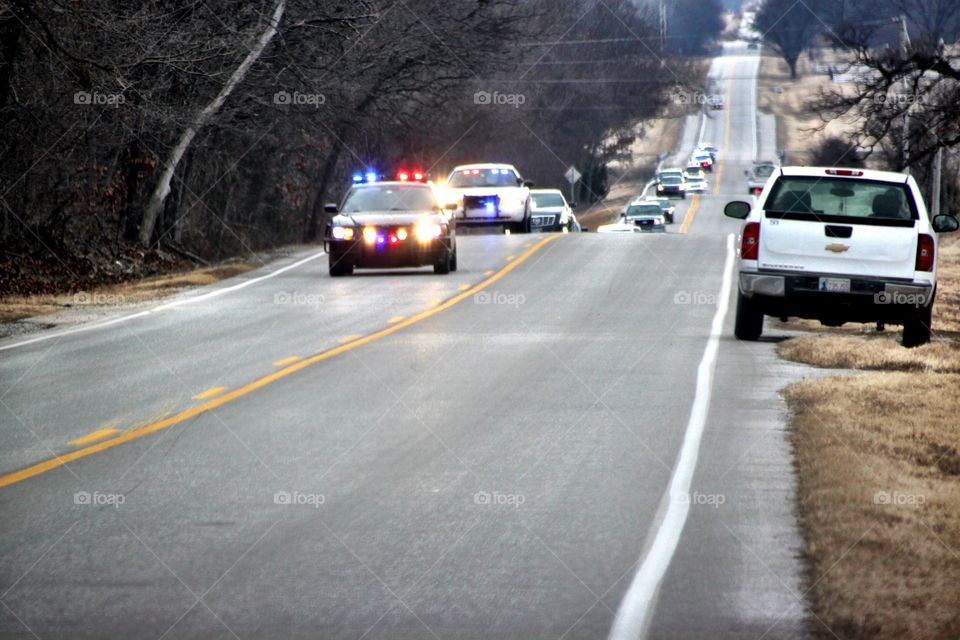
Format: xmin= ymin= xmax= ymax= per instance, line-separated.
xmin=0 ymin=263 xmax=255 ymax=324
xmin=779 ymin=240 xmax=960 ymax=637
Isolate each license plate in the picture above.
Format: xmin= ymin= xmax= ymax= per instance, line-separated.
xmin=819 ymin=277 xmax=851 ymax=293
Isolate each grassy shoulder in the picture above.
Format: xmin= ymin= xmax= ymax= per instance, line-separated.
xmin=779 ymin=236 xmax=960 ymax=637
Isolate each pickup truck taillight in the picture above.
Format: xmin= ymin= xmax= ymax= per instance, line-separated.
xmin=916 ymin=233 xmax=935 ymax=272
xmin=741 ymin=222 xmax=760 ymax=260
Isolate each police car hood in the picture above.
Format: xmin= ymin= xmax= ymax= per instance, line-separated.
xmin=335 ymin=210 xmax=443 ymax=226
xmin=451 ymin=186 xmax=526 ymax=196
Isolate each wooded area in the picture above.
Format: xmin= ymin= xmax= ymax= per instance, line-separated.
xmin=0 ymin=0 xmax=722 ymax=294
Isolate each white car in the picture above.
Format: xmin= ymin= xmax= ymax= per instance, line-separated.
xmin=724 ymin=166 xmax=959 ymax=346
xmin=686 ymin=177 xmax=708 ymax=193
xmin=528 ymin=189 xmax=575 ymax=232
xmin=445 ymin=163 xmax=533 ymax=233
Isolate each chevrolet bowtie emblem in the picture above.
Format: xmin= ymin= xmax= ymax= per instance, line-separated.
xmin=825 ymin=243 xmax=850 ymax=253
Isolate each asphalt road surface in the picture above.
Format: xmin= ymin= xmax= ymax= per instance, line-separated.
xmin=1 ymin=43 xmax=811 ymax=639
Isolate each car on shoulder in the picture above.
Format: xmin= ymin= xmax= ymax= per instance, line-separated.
xmin=643 ymin=196 xmax=676 ymax=224
xmin=621 ymin=202 xmax=666 ymax=232
xmin=528 ymin=188 xmax=575 ymax=232
xmin=745 ymin=160 xmax=778 ymax=196
xmin=656 ymin=173 xmax=687 ymax=199
xmin=444 ymin=163 xmax=533 ymax=233
xmin=324 ymin=181 xmax=457 ymax=276
xmin=724 ymin=166 xmax=959 ymax=347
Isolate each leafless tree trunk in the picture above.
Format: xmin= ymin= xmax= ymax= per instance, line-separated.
xmin=138 ymin=0 xmax=286 ymax=247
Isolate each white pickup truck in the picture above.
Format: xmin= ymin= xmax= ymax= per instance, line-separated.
xmin=724 ymin=166 xmax=960 ymax=347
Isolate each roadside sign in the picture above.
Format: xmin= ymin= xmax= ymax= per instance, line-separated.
xmin=564 ymin=166 xmax=582 ymax=184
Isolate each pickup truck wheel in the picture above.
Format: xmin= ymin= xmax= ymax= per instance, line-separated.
xmin=734 ymin=292 xmax=764 ymax=340
xmin=450 ymin=247 xmax=458 ymax=272
xmin=902 ymin=305 xmax=932 ymax=348
xmin=434 ymin=249 xmax=452 ymax=275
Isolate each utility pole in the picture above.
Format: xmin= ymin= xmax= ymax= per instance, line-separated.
xmin=659 ymin=0 xmax=667 ymax=53
xmin=931 ymin=147 xmax=943 ymax=219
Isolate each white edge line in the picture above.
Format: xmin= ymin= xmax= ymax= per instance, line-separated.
xmin=607 ymin=233 xmax=736 ymax=640
xmin=0 ymin=251 xmax=325 ymax=353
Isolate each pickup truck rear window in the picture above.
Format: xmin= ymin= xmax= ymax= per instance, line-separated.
xmin=764 ymin=177 xmax=918 ymax=225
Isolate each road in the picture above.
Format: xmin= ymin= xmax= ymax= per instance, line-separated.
xmin=1 ymin=43 xmax=810 ymax=639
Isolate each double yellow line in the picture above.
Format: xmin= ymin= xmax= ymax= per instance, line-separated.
xmin=0 ymin=235 xmax=560 ymax=489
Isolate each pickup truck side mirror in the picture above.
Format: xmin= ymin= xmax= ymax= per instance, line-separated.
xmin=724 ymin=201 xmax=751 ymax=219
xmin=324 ymin=203 xmax=339 ymax=214
xmin=569 ymin=201 xmax=577 ymax=209
xmin=932 ymin=214 xmax=959 ymax=233
xmin=522 ymin=180 xmax=535 ymax=188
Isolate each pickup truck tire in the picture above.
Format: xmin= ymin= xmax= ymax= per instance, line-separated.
xmin=902 ymin=304 xmax=932 ymax=348
xmin=734 ymin=292 xmax=764 ymax=340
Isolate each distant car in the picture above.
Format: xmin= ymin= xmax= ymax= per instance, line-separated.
xmin=684 ymin=165 xmax=705 ymax=181
xmin=528 ymin=188 xmax=575 ymax=232
xmin=747 ymin=42 xmax=759 ymax=50
xmin=621 ymin=203 xmax=666 ymax=232
xmin=707 ymin=95 xmax=725 ymax=110
xmin=698 ymin=144 xmax=719 ymax=163
xmin=686 ymin=176 xmax=708 ymax=193
xmin=324 ymin=181 xmax=457 ymax=276
xmin=691 ymin=151 xmax=714 ymax=172
xmin=724 ymin=166 xmax=960 ymax=346
xmin=643 ymin=197 xmax=676 ymax=224
xmin=657 ymin=167 xmax=685 ymax=181
xmin=656 ymin=174 xmax=686 ymax=199
xmin=745 ymin=161 xmax=778 ymax=196
xmin=445 ymin=163 xmax=533 ymax=233
xmin=597 ymin=222 xmax=648 ymax=234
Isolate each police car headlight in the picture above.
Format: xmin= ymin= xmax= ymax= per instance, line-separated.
xmin=332 ymin=226 xmax=354 ymax=241
xmin=415 ymin=221 xmax=443 ymax=241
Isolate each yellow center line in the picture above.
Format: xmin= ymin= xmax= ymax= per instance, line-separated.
xmin=678 ymin=195 xmax=701 ymax=234
xmin=0 ymin=235 xmax=562 ymax=489
xmin=457 ymin=284 xmax=470 ymax=291
xmin=338 ymin=335 xmax=360 ymax=343
xmin=506 ymin=255 xmax=515 ymax=262
xmin=272 ymin=356 xmax=302 ymax=367
xmin=387 ymin=316 xmax=405 ymax=324
xmin=713 ymin=75 xmax=735 ymax=195
xmin=192 ymin=386 xmax=228 ymax=400
xmin=68 ymin=427 xmax=120 ymax=447
xmin=483 ymin=270 xmax=494 ymax=276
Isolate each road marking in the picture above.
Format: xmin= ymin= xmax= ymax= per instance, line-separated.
xmin=68 ymin=427 xmax=120 ymax=447
xmin=387 ymin=316 xmax=405 ymax=324
xmin=483 ymin=270 xmax=494 ymax=276
xmin=0 ymin=235 xmax=561 ymax=489
xmin=0 ymin=251 xmax=326 ymax=353
xmin=429 ymin=299 xmax=442 ymax=307
xmin=506 ymin=255 xmax=515 ymax=261
xmin=713 ymin=76 xmax=735 ymax=195
xmin=192 ymin=386 xmax=227 ymax=400
xmin=338 ymin=335 xmax=360 ymax=343
xmin=272 ymin=356 xmax=302 ymax=366
xmin=457 ymin=284 xmax=470 ymax=291
xmin=608 ymin=234 xmax=735 ymax=640
xmin=678 ymin=196 xmax=701 ymax=234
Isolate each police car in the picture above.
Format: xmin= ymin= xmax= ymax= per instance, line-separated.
xmin=323 ymin=171 xmax=457 ymax=276
xmin=444 ymin=163 xmax=533 ymax=233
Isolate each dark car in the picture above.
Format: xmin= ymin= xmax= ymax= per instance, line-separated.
xmin=323 ymin=182 xmax=457 ymax=276
xmin=656 ymin=174 xmax=686 ymax=199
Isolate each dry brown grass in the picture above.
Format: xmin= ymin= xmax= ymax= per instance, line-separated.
xmin=0 ymin=263 xmax=255 ymax=324
xmin=785 ymin=373 xmax=960 ymax=639
xmin=781 ymin=231 xmax=960 ymax=637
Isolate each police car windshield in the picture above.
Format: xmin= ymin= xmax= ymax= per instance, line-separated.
xmin=625 ymin=205 xmax=661 ymax=217
xmin=342 ymin=185 xmax=438 ymax=213
xmin=449 ymin=168 xmax=520 ymax=188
